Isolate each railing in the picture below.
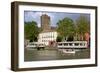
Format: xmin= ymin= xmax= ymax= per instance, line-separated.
xmin=57 ymin=41 xmax=87 ymax=49
xmin=26 ymin=42 xmax=45 ymax=48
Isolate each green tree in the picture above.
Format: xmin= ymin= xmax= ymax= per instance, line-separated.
xmin=57 ymin=17 xmax=75 ymax=41
xmin=56 ymin=35 xmax=63 ymax=42
xmin=76 ymin=15 xmax=90 ymax=40
xmin=24 ymin=21 xmax=39 ymax=42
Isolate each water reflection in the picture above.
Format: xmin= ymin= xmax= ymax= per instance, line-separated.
xmin=24 ymin=47 xmax=90 ymax=61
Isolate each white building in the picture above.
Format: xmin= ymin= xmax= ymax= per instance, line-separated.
xmin=38 ymin=31 xmax=57 ymax=46
xmin=38 ymin=14 xmax=58 ymax=46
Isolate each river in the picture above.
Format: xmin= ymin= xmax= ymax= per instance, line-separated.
xmin=24 ymin=47 xmax=90 ymax=61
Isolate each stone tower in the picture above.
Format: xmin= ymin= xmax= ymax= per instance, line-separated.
xmin=41 ymin=14 xmax=51 ymax=32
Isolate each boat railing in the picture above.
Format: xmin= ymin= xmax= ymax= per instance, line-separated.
xmin=57 ymin=41 xmax=87 ymax=49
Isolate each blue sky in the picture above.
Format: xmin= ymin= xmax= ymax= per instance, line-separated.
xmin=24 ymin=11 xmax=90 ymax=27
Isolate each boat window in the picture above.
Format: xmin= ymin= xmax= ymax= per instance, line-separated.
xmin=75 ymin=43 xmax=79 ymax=46
xmin=58 ymin=43 xmax=62 ymax=45
xmin=80 ymin=43 xmax=83 ymax=46
xmin=69 ymin=43 xmax=72 ymax=46
xmin=64 ymin=43 xmax=68 ymax=45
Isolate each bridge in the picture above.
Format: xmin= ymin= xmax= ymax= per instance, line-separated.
xmin=57 ymin=41 xmax=88 ymax=49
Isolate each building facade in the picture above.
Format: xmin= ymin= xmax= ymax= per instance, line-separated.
xmin=38 ymin=14 xmax=57 ymax=46
xmin=38 ymin=31 xmax=57 ymax=46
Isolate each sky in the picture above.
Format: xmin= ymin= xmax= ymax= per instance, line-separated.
xmin=24 ymin=11 xmax=90 ymax=27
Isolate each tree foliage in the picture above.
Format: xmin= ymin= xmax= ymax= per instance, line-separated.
xmin=76 ymin=15 xmax=90 ymax=40
xmin=56 ymin=35 xmax=63 ymax=42
xmin=57 ymin=17 xmax=75 ymax=40
xmin=24 ymin=21 xmax=39 ymax=42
